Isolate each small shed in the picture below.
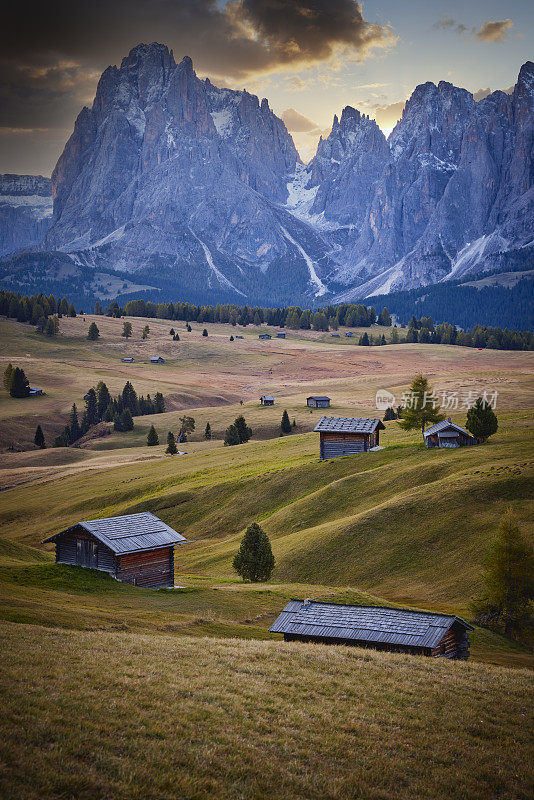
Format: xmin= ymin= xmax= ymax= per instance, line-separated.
xmin=236 ymin=335 xmax=244 ymax=339
xmin=270 ymin=600 xmax=472 ymax=659
xmin=260 ymin=395 xmax=275 ymax=406
xmin=122 ymin=357 xmax=134 ymax=363
xmin=307 ymin=396 xmax=331 ymax=408
xmin=259 ymin=333 xmax=272 ymax=340
xmin=276 ymin=331 xmax=286 ymax=338
xmin=345 ymin=332 xmax=353 ymax=337
xmin=331 ymin=333 xmax=341 ymax=337
xmin=314 ymin=416 xmax=385 ymax=459
xmin=29 ymin=387 xmax=44 ymax=396
xmin=42 ymin=512 xmax=191 ymax=588
xmin=423 ymin=418 xmax=478 ymax=448
xmin=150 ymin=356 xmax=165 ymax=363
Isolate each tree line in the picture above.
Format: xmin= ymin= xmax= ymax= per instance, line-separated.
xmin=0 ymin=290 xmax=76 ymax=336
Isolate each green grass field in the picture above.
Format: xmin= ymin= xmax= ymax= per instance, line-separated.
xmin=0 ymin=313 xmax=533 ymax=798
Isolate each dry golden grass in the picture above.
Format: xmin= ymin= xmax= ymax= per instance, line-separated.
xmin=0 ymin=622 xmax=532 ymax=800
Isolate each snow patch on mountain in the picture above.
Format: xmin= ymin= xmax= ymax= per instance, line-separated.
xmin=210 ymin=110 xmax=233 ymax=138
xmin=280 ymin=225 xmax=328 ymax=297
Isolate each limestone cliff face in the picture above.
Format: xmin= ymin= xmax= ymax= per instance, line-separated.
xmin=3 ymin=45 xmax=531 ymax=304
xmin=0 ymin=175 xmax=52 ymax=257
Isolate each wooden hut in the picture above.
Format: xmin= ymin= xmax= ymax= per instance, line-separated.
xmin=150 ymin=356 xmax=165 ymax=363
xmin=29 ymin=387 xmax=44 ymax=396
xmin=276 ymin=331 xmax=286 ymax=338
xmin=258 ymin=333 xmax=272 ymax=340
xmin=42 ymin=512 xmax=191 ymax=588
xmin=307 ymin=396 xmax=331 ymax=408
xmin=423 ymin=418 xmax=478 ymax=448
xmin=314 ymin=416 xmax=385 ymax=459
xmin=270 ymin=600 xmax=473 ymax=659
xmin=122 ymin=357 xmax=134 ymax=363
xmin=260 ymin=395 xmax=275 ymax=406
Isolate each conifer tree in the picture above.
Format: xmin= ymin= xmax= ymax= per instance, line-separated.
xmin=87 ymin=322 xmax=100 ymax=340
xmin=122 ymin=381 xmax=139 ymax=415
xmin=94 ymin=301 xmax=103 ymax=315
xmin=224 ymin=423 xmax=240 ymax=446
xmin=9 ymin=367 xmax=30 ymax=398
xmin=230 ymin=335 xmax=234 ymax=341
xmin=466 ymin=398 xmax=498 ymax=442
xmin=68 ymin=302 xmax=76 ymax=317
xmin=69 ymin=404 xmax=81 ymax=442
xmin=398 ymin=374 xmax=444 ymax=434
xmin=34 ymin=424 xmax=46 ymax=449
xmin=202 ymin=328 xmax=208 ymax=337
xmin=166 ymin=431 xmax=177 ymax=454
xmin=147 ymin=425 xmax=159 ymax=446
xmin=142 ymin=325 xmax=150 ymax=339
xmin=233 ymin=522 xmax=275 ymax=582
xmin=84 ymin=388 xmax=99 ymax=427
xmin=472 ymin=509 xmax=534 ymax=639
xmin=96 ymin=382 xmax=111 ymax=420
xmin=3 ymin=363 xmax=14 ymax=391
xmin=154 ymin=392 xmax=165 ymax=413
xmin=234 ymin=415 xmax=252 ymax=443
xmin=281 ymin=409 xmax=291 ymax=434
xmin=359 ymin=332 xmax=370 ymax=346
xmin=122 ymin=321 xmax=132 ymax=338
xmin=204 ymin=422 xmax=212 ymax=440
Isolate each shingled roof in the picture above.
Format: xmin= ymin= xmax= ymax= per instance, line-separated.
xmin=269 ymin=600 xmax=473 ymax=649
xmin=423 ymin=419 xmax=470 ymax=437
xmin=43 ymin=512 xmax=190 ymax=555
xmin=314 ymin=417 xmax=384 ymax=434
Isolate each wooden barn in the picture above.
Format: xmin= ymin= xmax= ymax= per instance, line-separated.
xmin=122 ymin=357 xmax=134 ymax=363
xmin=423 ymin=418 xmax=478 ymax=448
xmin=260 ymin=395 xmax=275 ymax=405
xmin=42 ymin=512 xmax=191 ymax=588
xmin=314 ymin=416 xmax=385 ymax=459
xmin=258 ymin=333 xmax=272 ymax=340
xmin=307 ymin=395 xmax=331 ymax=408
xmin=276 ymin=331 xmax=286 ymax=338
xmin=270 ymin=600 xmax=473 ymax=659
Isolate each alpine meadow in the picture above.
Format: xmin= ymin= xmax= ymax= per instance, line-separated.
xmin=1 ymin=2 xmax=533 ymax=799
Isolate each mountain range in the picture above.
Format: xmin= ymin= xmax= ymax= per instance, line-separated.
xmin=0 ymin=43 xmax=532 ymax=307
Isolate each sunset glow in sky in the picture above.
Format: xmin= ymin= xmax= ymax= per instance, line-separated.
xmin=1 ymin=0 xmax=533 ymax=173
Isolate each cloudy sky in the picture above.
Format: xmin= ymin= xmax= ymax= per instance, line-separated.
xmin=1 ymin=0 xmax=532 ymax=173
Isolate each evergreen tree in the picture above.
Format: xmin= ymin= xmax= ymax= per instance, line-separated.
xmin=3 ymin=363 xmax=14 ymax=391
xmin=169 ymin=328 xmax=175 ymax=336
xmin=87 ymin=322 xmax=100 ymax=340
xmin=472 ymin=510 xmax=534 ymax=639
xmin=186 ymin=323 xmax=192 ymax=332
xmin=154 ymin=392 xmax=165 ymax=413
xmin=466 ymin=398 xmax=498 ymax=442
xmin=406 ymin=327 xmax=418 ymax=343
xmin=281 ymin=409 xmax=291 ymax=434
xmin=53 ymin=426 xmax=71 ymax=447
xmin=9 ymin=367 xmax=30 ymax=398
xmin=69 ymin=404 xmax=81 ymax=442
xmin=147 ymin=424 xmax=159 ymax=446
xmin=383 ymin=407 xmax=397 ymax=421
xmin=224 ymin=423 xmax=241 ymax=446
xmin=142 ymin=325 xmax=150 ymax=339
xmin=359 ymin=332 xmax=370 ymax=346
xmin=178 ymin=416 xmax=195 ymax=442
xmin=230 ymin=335 xmax=234 ymax=341
xmin=234 ymin=415 xmax=252 ymax=443
xmin=34 ymin=424 xmax=46 ymax=449
xmin=398 ymin=374 xmax=444 ymax=434
xmin=94 ymin=301 xmax=103 ymax=315
xmin=122 ymin=321 xmax=132 ymax=338
xmin=68 ymin=302 xmax=76 ymax=317
xmin=44 ymin=317 xmax=56 ymax=336
xmin=378 ymin=306 xmax=392 ymax=326
xmin=114 ymin=408 xmax=134 ymax=432
xmin=84 ymin=388 xmax=99 ymax=427
xmin=204 ymin=422 xmax=212 ymax=440
xmin=96 ymin=381 xmax=111 ymax=420
xmin=232 ymin=522 xmax=275 ymax=582
xmin=166 ymin=431 xmax=178 ymax=454
xmin=202 ymin=328 xmax=208 ymax=337
xmin=122 ymin=381 xmax=139 ymax=415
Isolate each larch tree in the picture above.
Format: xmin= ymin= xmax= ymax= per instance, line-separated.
xmin=397 ymin=374 xmax=444 ymax=434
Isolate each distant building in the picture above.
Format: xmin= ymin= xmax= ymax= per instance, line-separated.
xmin=42 ymin=512 xmax=191 ymax=588
xmin=423 ymin=418 xmax=478 ymax=448
xmin=345 ymin=332 xmax=353 ymax=337
xmin=150 ymin=356 xmax=165 ymax=363
xmin=29 ymin=387 xmax=44 ymax=396
xmin=270 ymin=600 xmax=472 ymax=659
xmin=260 ymin=395 xmax=275 ymax=406
xmin=314 ymin=416 xmax=385 ymax=459
xmin=330 ymin=333 xmax=341 ymax=337
xmin=236 ymin=335 xmax=244 ymax=339
xmin=122 ymin=357 xmax=134 ymax=363
xmin=307 ymin=396 xmax=331 ymax=408
xmin=259 ymin=333 xmax=272 ymax=340
xmin=276 ymin=331 xmax=286 ymax=338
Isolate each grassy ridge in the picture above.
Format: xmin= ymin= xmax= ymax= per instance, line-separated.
xmin=0 ymin=622 xmax=532 ymax=800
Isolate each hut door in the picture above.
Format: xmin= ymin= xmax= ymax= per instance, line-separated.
xmin=76 ymin=539 xmax=98 ymax=568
